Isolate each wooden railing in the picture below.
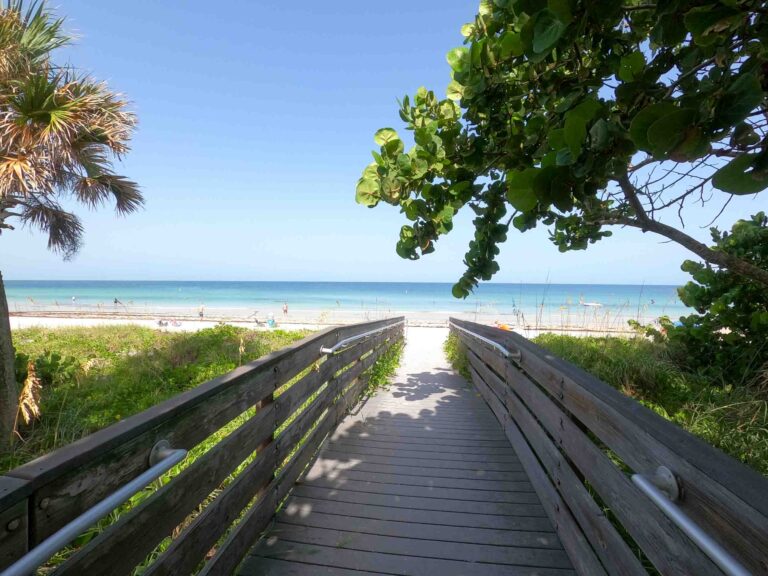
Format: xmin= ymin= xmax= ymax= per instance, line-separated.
xmin=0 ymin=317 xmax=404 ymax=575
xmin=450 ymin=318 xmax=768 ymax=576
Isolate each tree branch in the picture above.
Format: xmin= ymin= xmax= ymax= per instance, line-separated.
xmin=599 ymin=215 xmax=768 ymax=288
xmin=616 ymin=173 xmax=651 ymax=227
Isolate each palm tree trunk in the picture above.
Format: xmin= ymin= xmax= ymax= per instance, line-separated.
xmin=0 ymin=271 xmax=18 ymax=444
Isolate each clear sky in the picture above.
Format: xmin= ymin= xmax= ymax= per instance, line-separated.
xmin=1 ymin=1 xmax=764 ymax=285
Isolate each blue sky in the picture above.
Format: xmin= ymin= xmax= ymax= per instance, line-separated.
xmin=1 ymin=1 xmax=763 ymax=285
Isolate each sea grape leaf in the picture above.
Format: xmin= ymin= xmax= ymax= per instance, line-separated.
xmin=532 ymin=9 xmax=566 ymax=54
xmin=712 ymin=154 xmax=768 ymax=194
xmin=647 ymin=108 xmax=696 ymax=156
xmin=506 ymin=168 xmax=539 ymax=212
xmin=446 ymin=47 xmax=470 ymax=73
xmin=374 ymin=128 xmax=399 ymax=146
xmin=714 ymin=73 xmax=762 ymax=129
xmin=500 ymin=31 xmax=524 ymax=58
xmin=629 ymin=103 xmax=679 ymax=151
xmin=618 ymin=51 xmax=645 ymax=82
xmin=355 ymin=178 xmax=380 ymax=207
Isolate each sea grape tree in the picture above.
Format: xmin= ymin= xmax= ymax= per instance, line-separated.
xmin=356 ymin=0 xmax=768 ymax=297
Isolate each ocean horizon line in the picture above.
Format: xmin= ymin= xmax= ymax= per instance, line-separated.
xmin=5 ymin=279 xmax=683 ymax=287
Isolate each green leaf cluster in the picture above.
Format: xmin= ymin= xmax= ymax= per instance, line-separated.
xmin=665 ymin=213 xmax=768 ymax=385
xmin=357 ymin=0 xmax=768 ymax=294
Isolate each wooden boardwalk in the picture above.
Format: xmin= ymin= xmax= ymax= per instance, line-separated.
xmin=238 ymin=327 xmax=573 ymax=575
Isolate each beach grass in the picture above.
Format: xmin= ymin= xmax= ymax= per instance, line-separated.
xmin=5 ymin=324 xmax=310 ymax=471
xmin=444 ymin=332 xmax=768 ymax=475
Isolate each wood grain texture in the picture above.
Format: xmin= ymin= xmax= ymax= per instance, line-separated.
xmin=0 ymin=317 xmax=403 ymax=574
xmin=452 ymin=318 xmax=768 ymax=575
xmin=240 ymin=326 xmax=571 ymax=576
xmin=466 ymin=350 xmax=646 ymax=576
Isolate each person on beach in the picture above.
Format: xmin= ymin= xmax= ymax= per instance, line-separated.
xmin=282 ymin=303 xmax=288 ymax=316
xmin=114 ymin=298 xmax=122 ymax=306
xmin=198 ymin=304 xmax=205 ymax=320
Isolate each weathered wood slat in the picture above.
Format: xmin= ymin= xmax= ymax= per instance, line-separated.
xmin=241 ymin=539 xmax=575 ymax=576
xmin=304 ymin=467 xmax=533 ymax=491
xmin=276 ymin=511 xmax=561 ymax=548
xmin=240 ymin=557 xmax=377 ymax=575
xmin=452 ymin=318 xmax=768 ymax=575
xmin=301 ymin=477 xmax=536 ymax=503
xmin=466 ymin=346 xmax=646 ymax=575
xmin=274 ymin=333 xmax=394 ymax=464
xmin=0 ymin=317 xmax=403 ymax=574
xmin=324 ymin=442 xmax=520 ymax=463
xmin=307 ymin=459 xmax=528 ymax=481
xmin=10 ymin=325 xmax=338 ymax=543
xmin=198 ymin=335 xmax=400 ymax=576
xmin=0 ymin=479 xmax=27 ymax=570
xmin=329 ymin=424 xmax=512 ymax=445
xmin=290 ymin=484 xmax=546 ymax=517
xmin=29 ymin=367 xmax=278 ymax=544
xmin=283 ymin=496 xmax=556 ymax=531
xmin=466 ymin=358 xmax=607 ymax=576
xmin=318 ymin=450 xmax=523 ymax=472
xmin=500 ymin=368 xmax=647 ymax=576
xmin=501 ymin=413 xmax=608 ymax=576
xmin=57 ymin=401 xmax=277 ymax=575
xmin=269 ymin=522 xmax=574 ymax=567
xmin=501 ymin=356 xmax=722 ymax=574
xmin=274 ymin=328 xmax=396 ymax=425
xmin=325 ymin=438 xmax=517 ymax=456
xmin=3 ymin=319 xmax=398 ymax=521
xmin=464 ymin=332 xmax=717 ymax=575
xmin=143 ymin=443 xmax=278 ymax=576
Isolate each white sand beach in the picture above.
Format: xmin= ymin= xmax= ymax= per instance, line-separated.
xmin=9 ymin=305 xmax=652 ymax=337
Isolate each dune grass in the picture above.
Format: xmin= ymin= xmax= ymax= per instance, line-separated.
xmin=4 ymin=324 xmax=310 ymax=472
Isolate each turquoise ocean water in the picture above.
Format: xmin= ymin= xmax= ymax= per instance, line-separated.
xmin=4 ymin=280 xmax=689 ymax=320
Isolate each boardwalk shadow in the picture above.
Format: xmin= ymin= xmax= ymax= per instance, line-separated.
xmin=239 ymin=331 xmax=568 ymax=575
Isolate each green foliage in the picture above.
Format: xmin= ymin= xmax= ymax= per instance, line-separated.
xmin=663 ymin=213 xmax=768 ymax=385
xmin=3 ymin=324 xmax=309 ymax=471
xmin=364 ymin=339 xmax=404 ymax=396
xmin=357 ymin=1 xmax=768 ymax=296
xmin=534 ymin=334 xmax=767 ymax=476
xmin=443 ymin=332 xmax=470 ymax=380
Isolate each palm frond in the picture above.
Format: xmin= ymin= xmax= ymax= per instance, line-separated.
xmin=15 ymin=1 xmax=69 ymax=61
xmin=99 ymin=174 xmax=142 ymax=214
xmin=0 ymin=0 xmax=140 ymax=259
xmin=20 ymin=197 xmax=82 ymax=257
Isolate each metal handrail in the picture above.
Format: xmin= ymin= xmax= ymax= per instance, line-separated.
xmin=320 ymin=320 xmax=405 ymax=355
xmin=631 ymin=469 xmax=751 ymax=576
xmin=449 ymin=321 xmax=522 ymax=362
xmin=2 ymin=442 xmax=187 ymax=576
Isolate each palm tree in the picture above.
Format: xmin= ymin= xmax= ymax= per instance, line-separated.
xmin=0 ymin=1 xmax=142 ymax=441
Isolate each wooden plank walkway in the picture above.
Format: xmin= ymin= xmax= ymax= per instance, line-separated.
xmin=238 ymin=327 xmax=574 ymax=575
